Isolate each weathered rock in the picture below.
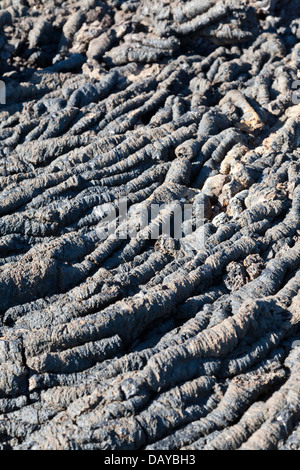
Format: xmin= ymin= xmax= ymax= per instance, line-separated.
xmin=0 ymin=0 xmax=299 ymax=452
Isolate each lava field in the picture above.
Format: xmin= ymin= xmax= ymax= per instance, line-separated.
xmin=0 ymin=0 xmax=299 ymax=450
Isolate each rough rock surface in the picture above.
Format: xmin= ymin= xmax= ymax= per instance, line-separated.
xmin=0 ymin=0 xmax=299 ymax=451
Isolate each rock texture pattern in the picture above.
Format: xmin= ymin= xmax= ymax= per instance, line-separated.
xmin=0 ymin=0 xmax=299 ymax=450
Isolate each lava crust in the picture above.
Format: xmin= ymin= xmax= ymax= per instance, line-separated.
xmin=0 ymin=0 xmax=299 ymax=451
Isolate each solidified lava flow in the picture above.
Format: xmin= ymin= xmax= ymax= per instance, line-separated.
xmin=0 ymin=0 xmax=299 ymax=451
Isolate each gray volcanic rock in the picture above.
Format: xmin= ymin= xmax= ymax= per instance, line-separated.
xmin=0 ymin=0 xmax=299 ymax=451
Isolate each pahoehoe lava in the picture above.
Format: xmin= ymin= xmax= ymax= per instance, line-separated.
xmin=0 ymin=0 xmax=299 ymax=451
